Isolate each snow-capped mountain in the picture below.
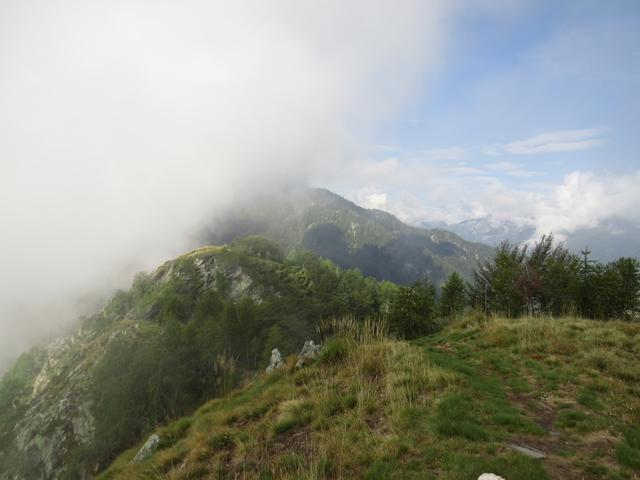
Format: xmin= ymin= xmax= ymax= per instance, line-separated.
xmin=422 ymin=215 xmax=640 ymax=262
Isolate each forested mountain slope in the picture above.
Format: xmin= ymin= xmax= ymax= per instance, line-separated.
xmin=203 ymin=189 xmax=493 ymax=286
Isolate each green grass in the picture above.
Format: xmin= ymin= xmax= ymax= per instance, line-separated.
xmin=434 ymin=393 xmax=489 ymax=441
xmin=616 ymin=425 xmax=640 ymax=470
xmin=99 ymin=315 xmax=640 ymax=480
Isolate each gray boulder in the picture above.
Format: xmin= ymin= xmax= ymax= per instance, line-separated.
xmin=131 ymin=434 xmax=161 ymax=464
xmin=478 ymin=475 xmax=506 ymax=480
xmin=266 ymin=349 xmax=284 ymax=372
xmin=295 ymin=340 xmax=321 ymax=368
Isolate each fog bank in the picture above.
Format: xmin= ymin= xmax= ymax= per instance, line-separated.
xmin=0 ymin=1 xmax=453 ymax=371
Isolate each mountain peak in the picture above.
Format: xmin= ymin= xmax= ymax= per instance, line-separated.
xmin=204 ymin=189 xmax=493 ymax=285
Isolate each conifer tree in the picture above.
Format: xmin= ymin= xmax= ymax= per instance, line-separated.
xmin=439 ymin=272 xmax=467 ymax=320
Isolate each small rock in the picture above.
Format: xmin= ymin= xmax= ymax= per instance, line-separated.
xmin=509 ymin=444 xmax=546 ymax=459
xmin=266 ymin=349 xmax=284 ymax=372
xmin=478 ymin=474 xmax=506 ymax=480
xmin=295 ymin=340 xmax=321 ymax=368
xmin=131 ymin=434 xmax=161 ymax=463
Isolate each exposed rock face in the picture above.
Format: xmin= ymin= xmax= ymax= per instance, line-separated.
xmin=295 ymin=340 xmax=321 ymax=368
xmin=266 ymin=349 xmax=284 ymax=372
xmin=131 ymin=434 xmax=161 ymax=464
xmin=1 ymin=329 xmax=98 ymax=480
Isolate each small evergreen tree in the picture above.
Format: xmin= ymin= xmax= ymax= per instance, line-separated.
xmin=439 ymin=272 xmax=467 ymax=320
xmin=389 ymin=280 xmax=437 ymax=338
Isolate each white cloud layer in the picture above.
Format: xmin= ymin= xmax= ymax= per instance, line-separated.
xmin=483 ymin=161 xmax=536 ymax=178
xmin=338 ymin=157 xmax=640 ymax=241
xmin=533 ymin=171 xmax=640 ymax=237
xmin=504 ymin=128 xmax=608 ymax=155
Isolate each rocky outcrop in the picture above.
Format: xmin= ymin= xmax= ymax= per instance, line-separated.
xmin=295 ymin=340 xmax=321 ymax=368
xmin=266 ymin=349 xmax=284 ymax=372
xmin=478 ymin=474 xmax=506 ymax=480
xmin=131 ymin=434 xmax=161 ymax=464
xmin=0 ymin=328 xmax=99 ymax=480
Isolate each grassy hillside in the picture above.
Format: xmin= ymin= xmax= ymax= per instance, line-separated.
xmin=100 ymin=316 xmax=640 ymax=480
xmin=203 ymin=188 xmax=493 ymax=285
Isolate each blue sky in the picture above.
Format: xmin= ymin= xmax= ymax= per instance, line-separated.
xmin=336 ymin=0 xmax=640 ymax=231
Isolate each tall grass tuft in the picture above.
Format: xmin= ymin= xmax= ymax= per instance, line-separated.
xmin=316 ymin=315 xmax=389 ymax=343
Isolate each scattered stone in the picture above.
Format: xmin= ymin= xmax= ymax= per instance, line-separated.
xmin=131 ymin=434 xmax=161 ymax=463
xmin=509 ymin=444 xmax=546 ymax=459
xmin=266 ymin=349 xmax=284 ymax=372
xmin=478 ymin=474 xmax=506 ymax=480
xmin=295 ymin=340 xmax=321 ymax=368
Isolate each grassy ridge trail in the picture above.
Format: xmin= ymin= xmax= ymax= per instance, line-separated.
xmin=101 ymin=316 xmax=640 ymax=480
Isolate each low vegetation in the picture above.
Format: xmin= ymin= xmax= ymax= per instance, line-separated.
xmin=100 ymin=315 xmax=640 ymax=480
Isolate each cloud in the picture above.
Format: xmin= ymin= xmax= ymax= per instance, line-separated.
xmin=369 ymin=144 xmax=401 ymax=153
xmin=482 ymin=146 xmax=502 ymax=157
xmin=533 ymin=170 xmax=640 ymax=237
xmin=335 ymin=155 xmax=515 ymax=224
xmin=483 ymin=161 xmax=536 ymax=178
xmin=484 ymin=161 xmax=518 ymax=170
xmin=503 ymin=128 xmax=608 ymax=155
xmin=0 ymin=0 xmax=455 ymax=371
xmin=422 ymin=146 xmax=468 ymax=161
xmin=363 ymin=192 xmax=390 ymax=210
xmin=336 ymin=154 xmax=640 ymax=243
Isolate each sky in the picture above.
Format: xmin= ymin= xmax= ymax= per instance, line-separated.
xmin=332 ymin=0 xmax=640 ymax=235
xmin=0 ymin=0 xmax=639 ymax=370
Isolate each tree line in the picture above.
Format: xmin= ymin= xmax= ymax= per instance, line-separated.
xmin=384 ymin=235 xmax=640 ymax=340
xmin=468 ymin=235 xmax=640 ymax=320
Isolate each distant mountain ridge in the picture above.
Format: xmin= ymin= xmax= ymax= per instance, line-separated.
xmin=422 ymin=216 xmax=536 ymax=249
xmin=423 ymin=215 xmax=640 ymax=262
xmin=203 ymin=188 xmax=493 ymax=286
